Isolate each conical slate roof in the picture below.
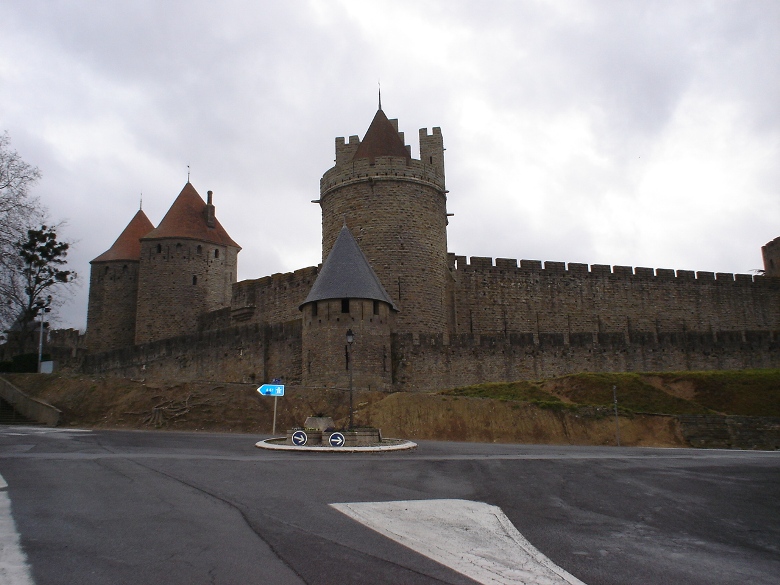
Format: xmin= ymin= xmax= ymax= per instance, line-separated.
xmin=141 ymin=183 xmax=240 ymax=248
xmin=352 ymin=109 xmax=410 ymax=161
xmin=301 ymin=225 xmax=398 ymax=310
xmin=91 ymin=209 xmax=154 ymax=262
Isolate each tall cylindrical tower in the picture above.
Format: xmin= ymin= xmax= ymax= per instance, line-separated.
xmin=318 ymin=109 xmax=448 ymax=334
xmin=86 ymin=209 xmax=154 ymax=352
xmin=135 ymin=183 xmax=240 ymax=345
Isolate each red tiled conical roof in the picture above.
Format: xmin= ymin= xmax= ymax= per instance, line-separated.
xmin=352 ymin=109 xmax=410 ymax=161
xmin=91 ymin=209 xmax=154 ymax=263
xmin=141 ymin=183 xmax=240 ymax=248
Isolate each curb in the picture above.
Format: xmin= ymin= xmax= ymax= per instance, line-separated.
xmin=255 ymin=438 xmax=417 ymax=453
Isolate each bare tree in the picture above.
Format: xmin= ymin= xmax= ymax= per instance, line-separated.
xmin=0 ymin=132 xmax=45 ymax=332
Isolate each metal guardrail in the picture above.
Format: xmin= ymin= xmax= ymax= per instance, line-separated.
xmin=0 ymin=376 xmax=61 ymax=426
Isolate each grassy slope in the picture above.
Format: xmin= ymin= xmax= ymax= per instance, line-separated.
xmin=442 ymin=370 xmax=780 ymax=417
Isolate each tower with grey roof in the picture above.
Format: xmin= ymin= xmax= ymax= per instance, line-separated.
xmin=300 ymin=224 xmax=397 ymax=390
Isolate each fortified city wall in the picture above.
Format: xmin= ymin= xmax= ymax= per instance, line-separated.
xmin=83 ymin=321 xmax=302 ymax=385
xmin=198 ymin=266 xmax=319 ymax=331
xmin=448 ymin=255 xmax=780 ymax=338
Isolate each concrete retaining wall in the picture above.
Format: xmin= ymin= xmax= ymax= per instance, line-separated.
xmin=0 ymin=376 xmax=61 ymax=426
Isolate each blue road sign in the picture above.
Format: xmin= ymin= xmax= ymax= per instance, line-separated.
xmin=291 ymin=430 xmax=307 ymax=446
xmin=329 ymin=432 xmax=345 ymax=447
xmin=258 ymin=384 xmax=284 ymax=397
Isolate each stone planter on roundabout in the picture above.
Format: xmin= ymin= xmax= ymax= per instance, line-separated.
xmin=256 ymin=416 xmax=417 ymax=453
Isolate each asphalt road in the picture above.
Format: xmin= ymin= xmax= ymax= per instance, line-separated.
xmin=0 ymin=426 xmax=777 ymax=585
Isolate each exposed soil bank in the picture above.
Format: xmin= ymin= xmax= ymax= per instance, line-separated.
xmin=3 ymin=373 xmax=685 ymax=447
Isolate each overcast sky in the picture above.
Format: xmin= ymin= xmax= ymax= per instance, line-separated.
xmin=1 ymin=0 xmax=778 ymax=331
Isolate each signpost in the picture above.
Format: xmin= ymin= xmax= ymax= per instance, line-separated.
xmin=258 ymin=380 xmax=285 ymax=435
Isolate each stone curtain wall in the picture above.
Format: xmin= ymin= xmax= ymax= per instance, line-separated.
xmin=449 ymin=256 xmax=780 ymax=340
xmin=228 ymin=266 xmax=318 ymax=328
xmin=83 ymin=321 xmax=302 ymax=385
xmin=392 ymin=332 xmax=780 ymax=392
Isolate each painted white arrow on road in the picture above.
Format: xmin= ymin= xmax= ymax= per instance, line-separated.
xmin=331 ymin=499 xmax=586 ymax=585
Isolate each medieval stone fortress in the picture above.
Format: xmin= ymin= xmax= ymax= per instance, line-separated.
xmin=85 ymin=107 xmax=780 ymax=391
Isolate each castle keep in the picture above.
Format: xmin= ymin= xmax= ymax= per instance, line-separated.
xmin=84 ymin=107 xmax=780 ymax=390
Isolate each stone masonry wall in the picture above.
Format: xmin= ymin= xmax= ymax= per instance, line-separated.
xmin=301 ymin=299 xmax=393 ymax=391
xmin=392 ymin=331 xmax=780 ymax=392
xmin=86 ymin=261 xmax=140 ymax=352
xmin=763 ymin=236 xmax=780 ymax=277
xmin=227 ymin=266 xmax=318 ymax=328
xmin=135 ymin=239 xmax=238 ymax=344
xmin=449 ymin=256 xmax=780 ymax=340
xmin=83 ymin=321 xmax=301 ymax=385
xmin=319 ymin=155 xmax=448 ymax=334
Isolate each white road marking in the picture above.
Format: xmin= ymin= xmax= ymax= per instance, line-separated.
xmin=0 ymin=473 xmax=34 ymax=585
xmin=331 ymin=499 xmax=586 ymax=585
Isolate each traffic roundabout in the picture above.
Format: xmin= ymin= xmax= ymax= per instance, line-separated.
xmin=255 ymin=436 xmax=417 ymax=453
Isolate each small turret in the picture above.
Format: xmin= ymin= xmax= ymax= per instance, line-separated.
xmin=301 ymin=225 xmax=395 ymax=391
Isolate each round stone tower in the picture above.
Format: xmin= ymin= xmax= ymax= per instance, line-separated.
xmin=87 ymin=208 xmax=154 ymax=352
xmin=300 ymin=225 xmax=397 ymax=391
xmin=135 ymin=183 xmax=240 ymax=345
xmin=317 ymin=108 xmax=448 ymax=334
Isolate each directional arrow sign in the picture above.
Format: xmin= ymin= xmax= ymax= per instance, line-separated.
xmin=291 ymin=430 xmax=307 ymax=446
xmin=258 ymin=384 xmax=284 ymax=397
xmin=328 ymin=432 xmax=345 ymax=447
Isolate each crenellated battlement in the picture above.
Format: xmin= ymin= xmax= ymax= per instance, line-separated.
xmin=762 ymin=236 xmax=780 ymax=277
xmin=448 ymin=254 xmax=777 ymax=287
xmin=419 ymin=127 xmax=444 ymax=177
xmin=229 ymin=266 xmax=319 ymax=327
xmin=320 ymin=155 xmax=445 ymax=197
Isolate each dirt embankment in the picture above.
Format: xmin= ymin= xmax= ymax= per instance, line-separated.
xmin=2 ymin=373 xmax=685 ymax=447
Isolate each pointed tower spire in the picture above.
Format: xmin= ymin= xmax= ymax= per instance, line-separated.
xmin=378 ymin=81 xmax=382 ymax=111
xmin=301 ymin=225 xmax=397 ymax=310
xmin=91 ymin=209 xmax=154 ymax=262
xmin=352 ymin=109 xmax=410 ymax=161
xmin=142 ymin=183 xmax=239 ymax=248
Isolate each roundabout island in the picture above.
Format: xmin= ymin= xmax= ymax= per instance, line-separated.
xmin=255 ymin=416 xmax=417 ymax=453
xmin=255 ymin=436 xmax=417 ymax=453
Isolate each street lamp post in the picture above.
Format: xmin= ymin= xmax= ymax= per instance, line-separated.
xmin=36 ymin=295 xmax=52 ymax=373
xmin=612 ymin=384 xmax=621 ymax=447
xmin=346 ymin=328 xmax=354 ymax=429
